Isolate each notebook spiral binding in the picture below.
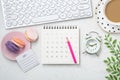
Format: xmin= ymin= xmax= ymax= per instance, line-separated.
xmin=43 ymin=26 xmax=78 ymax=29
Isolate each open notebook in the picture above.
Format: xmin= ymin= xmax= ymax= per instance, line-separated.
xmin=41 ymin=25 xmax=80 ymax=64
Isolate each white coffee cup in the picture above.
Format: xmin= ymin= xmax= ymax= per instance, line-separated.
xmin=104 ymin=0 xmax=120 ymax=25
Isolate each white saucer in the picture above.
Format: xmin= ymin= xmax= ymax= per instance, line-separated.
xmin=95 ymin=0 xmax=120 ymax=33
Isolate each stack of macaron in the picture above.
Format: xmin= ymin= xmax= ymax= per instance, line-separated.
xmin=5 ymin=28 xmax=38 ymax=53
xmin=24 ymin=28 xmax=38 ymax=42
xmin=5 ymin=37 xmax=25 ymax=53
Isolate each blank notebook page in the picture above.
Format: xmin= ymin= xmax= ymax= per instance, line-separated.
xmin=41 ymin=25 xmax=80 ymax=64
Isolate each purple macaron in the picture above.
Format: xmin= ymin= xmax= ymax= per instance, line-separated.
xmin=5 ymin=41 xmax=20 ymax=53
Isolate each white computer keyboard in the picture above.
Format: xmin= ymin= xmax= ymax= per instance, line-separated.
xmin=1 ymin=0 xmax=93 ymax=29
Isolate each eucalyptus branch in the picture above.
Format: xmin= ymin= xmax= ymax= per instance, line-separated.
xmin=104 ymin=34 xmax=120 ymax=80
xmin=104 ymin=34 xmax=120 ymax=62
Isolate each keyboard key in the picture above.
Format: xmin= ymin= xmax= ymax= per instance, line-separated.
xmin=60 ymin=13 xmax=66 ymax=19
xmin=72 ymin=10 xmax=79 ymax=17
xmin=72 ymin=6 xmax=77 ymax=11
xmin=10 ymin=14 xmax=18 ymax=20
xmin=18 ymin=20 xmax=23 ymax=25
xmin=12 ymin=21 xmax=17 ymax=26
xmin=68 ymin=0 xmax=72 ymax=5
xmin=67 ymin=12 xmax=73 ymax=18
xmin=42 ymin=0 xmax=47 ymax=3
xmin=18 ymin=14 xmax=24 ymax=19
xmin=80 ymin=0 xmax=89 ymax=4
xmin=62 ymin=2 xmax=67 ymax=6
xmin=66 ymin=6 xmax=71 ymax=11
xmin=80 ymin=11 xmax=85 ymax=16
xmin=60 ymin=7 xmax=65 ymax=12
xmin=6 ymin=21 xmax=11 ymax=27
xmin=86 ymin=11 xmax=92 ymax=16
xmin=24 ymin=19 xmax=31 ymax=24
xmin=73 ymin=0 xmax=79 ymax=4
xmin=32 ymin=15 xmax=59 ymax=23
xmin=78 ymin=4 xmax=89 ymax=10
xmin=2 ymin=0 xmax=8 ymax=3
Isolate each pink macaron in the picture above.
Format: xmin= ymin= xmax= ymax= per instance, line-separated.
xmin=25 ymin=28 xmax=39 ymax=42
xmin=11 ymin=37 xmax=25 ymax=48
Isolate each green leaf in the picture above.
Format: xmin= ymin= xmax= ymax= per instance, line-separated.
xmin=116 ymin=73 xmax=120 ymax=76
xmin=117 ymin=45 xmax=120 ymax=48
xmin=117 ymin=45 xmax=120 ymax=51
xmin=104 ymin=60 xmax=108 ymax=63
xmin=109 ymin=75 xmax=113 ymax=80
xmin=109 ymin=65 xmax=113 ymax=70
xmin=111 ymin=57 xmax=115 ymax=62
xmin=117 ymin=68 xmax=120 ymax=72
xmin=113 ymin=40 xmax=117 ymax=44
xmin=106 ymin=76 xmax=111 ymax=80
xmin=107 ymin=34 xmax=110 ymax=38
xmin=113 ymin=75 xmax=117 ymax=80
xmin=106 ymin=68 xmax=112 ymax=72
xmin=107 ymin=46 xmax=111 ymax=48
xmin=109 ymin=37 xmax=112 ymax=42
xmin=110 ymin=50 xmax=115 ymax=53
xmin=113 ymin=65 xmax=117 ymax=70
xmin=107 ymin=57 xmax=111 ymax=62
xmin=116 ymin=50 xmax=119 ymax=54
xmin=112 ymin=71 xmax=117 ymax=74
xmin=105 ymin=42 xmax=109 ymax=45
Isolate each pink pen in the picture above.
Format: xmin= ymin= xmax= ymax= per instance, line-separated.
xmin=66 ymin=37 xmax=77 ymax=64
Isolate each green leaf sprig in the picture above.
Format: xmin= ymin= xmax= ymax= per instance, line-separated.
xmin=104 ymin=34 xmax=120 ymax=80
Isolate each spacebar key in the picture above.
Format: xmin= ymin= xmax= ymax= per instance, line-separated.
xmin=32 ymin=15 xmax=59 ymax=23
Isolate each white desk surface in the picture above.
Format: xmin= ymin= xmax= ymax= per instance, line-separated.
xmin=0 ymin=0 xmax=119 ymax=80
